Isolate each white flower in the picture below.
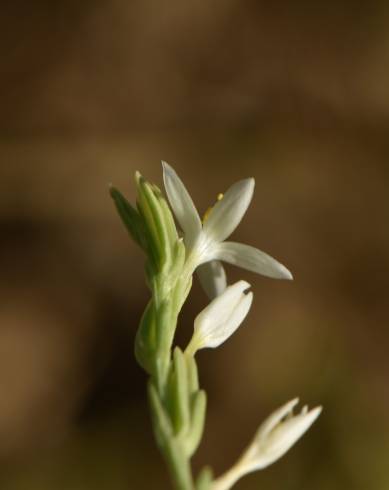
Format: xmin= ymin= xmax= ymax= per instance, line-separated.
xmin=241 ymin=398 xmax=322 ymax=470
xmin=162 ymin=161 xmax=292 ymax=298
xmin=186 ymin=280 xmax=253 ymax=355
xmin=211 ymin=398 xmax=322 ymax=490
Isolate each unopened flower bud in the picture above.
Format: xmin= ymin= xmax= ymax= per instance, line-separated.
xmin=186 ymin=280 xmax=253 ymax=355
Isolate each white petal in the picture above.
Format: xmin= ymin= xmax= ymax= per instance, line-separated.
xmin=203 ymin=178 xmax=254 ymax=243
xmin=202 ymin=291 xmax=253 ymax=349
xmin=255 ymin=398 xmax=299 ymax=441
xmin=162 ymin=161 xmax=202 ymax=249
xmin=197 ymin=260 xmax=227 ymax=299
xmin=215 ymin=242 xmax=293 ymax=280
xmin=194 ymin=280 xmax=250 ymax=332
xmin=187 ymin=280 xmax=253 ymax=353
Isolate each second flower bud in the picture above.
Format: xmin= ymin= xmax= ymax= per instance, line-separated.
xmin=186 ymin=280 xmax=253 ymax=356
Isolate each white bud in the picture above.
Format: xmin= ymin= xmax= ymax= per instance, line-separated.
xmin=186 ymin=280 xmax=253 ymax=355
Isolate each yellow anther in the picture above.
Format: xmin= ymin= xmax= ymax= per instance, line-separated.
xmin=203 ymin=193 xmax=224 ymax=222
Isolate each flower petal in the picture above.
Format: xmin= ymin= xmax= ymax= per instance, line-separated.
xmin=162 ymin=161 xmax=202 ymax=249
xmin=264 ymin=406 xmax=322 ymax=462
xmin=207 ymin=290 xmax=252 ymax=348
xmin=203 ymin=178 xmax=254 ymax=243
xmin=255 ymin=398 xmax=299 ymax=441
xmin=187 ymin=280 xmax=253 ymax=353
xmin=215 ymin=242 xmax=293 ymax=280
xmin=195 ymin=280 xmax=251 ymax=331
xmin=197 ymin=260 xmax=227 ymax=299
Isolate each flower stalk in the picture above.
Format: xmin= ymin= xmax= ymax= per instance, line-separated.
xmin=110 ymin=162 xmax=321 ymax=490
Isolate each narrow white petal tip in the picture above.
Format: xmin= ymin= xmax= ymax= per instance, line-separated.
xmin=240 ymin=178 xmax=255 ymax=199
xmin=310 ymin=406 xmax=323 ymax=420
xmin=289 ymin=397 xmax=300 ymax=408
xmin=280 ymin=397 xmax=299 ymax=413
xmin=244 ymin=177 xmax=255 ymax=189
xmin=161 ymin=160 xmax=174 ymax=178
xmin=278 ymin=263 xmax=293 ymax=280
xmin=162 ymin=161 xmax=176 ymax=176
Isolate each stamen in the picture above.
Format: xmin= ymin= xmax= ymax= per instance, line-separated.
xmin=202 ymin=193 xmax=224 ymax=223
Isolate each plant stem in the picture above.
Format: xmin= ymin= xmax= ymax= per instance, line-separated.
xmin=163 ymin=435 xmax=195 ymax=490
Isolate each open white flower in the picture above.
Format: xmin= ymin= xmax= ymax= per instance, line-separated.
xmin=162 ymin=161 xmax=292 ymax=298
xmin=186 ymin=280 xmax=253 ymax=355
xmin=211 ymin=398 xmax=322 ymax=490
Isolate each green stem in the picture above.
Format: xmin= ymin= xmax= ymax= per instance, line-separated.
xmin=148 ymin=278 xmax=197 ymax=489
xmin=149 ymin=378 xmax=196 ymax=490
xmin=164 ymin=437 xmax=195 ymax=490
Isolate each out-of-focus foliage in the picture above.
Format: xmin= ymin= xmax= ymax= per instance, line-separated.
xmin=1 ymin=1 xmax=389 ymax=489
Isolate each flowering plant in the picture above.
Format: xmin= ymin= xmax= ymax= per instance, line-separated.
xmin=110 ymin=162 xmax=321 ymax=490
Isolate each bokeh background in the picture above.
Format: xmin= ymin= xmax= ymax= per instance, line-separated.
xmin=1 ymin=2 xmax=389 ymax=489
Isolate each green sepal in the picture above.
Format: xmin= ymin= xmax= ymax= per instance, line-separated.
xmin=135 ymin=172 xmax=174 ymax=272
xmin=152 ymin=183 xmax=178 ymax=248
xmin=134 ymin=301 xmax=157 ymax=374
xmin=185 ymin=390 xmax=207 ymax=457
xmin=196 ymin=466 xmax=213 ymax=490
xmin=135 ymin=177 xmax=161 ymax=269
xmin=110 ymin=186 xmax=146 ymax=249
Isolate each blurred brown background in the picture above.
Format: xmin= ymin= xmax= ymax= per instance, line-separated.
xmin=1 ymin=1 xmax=389 ymax=489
